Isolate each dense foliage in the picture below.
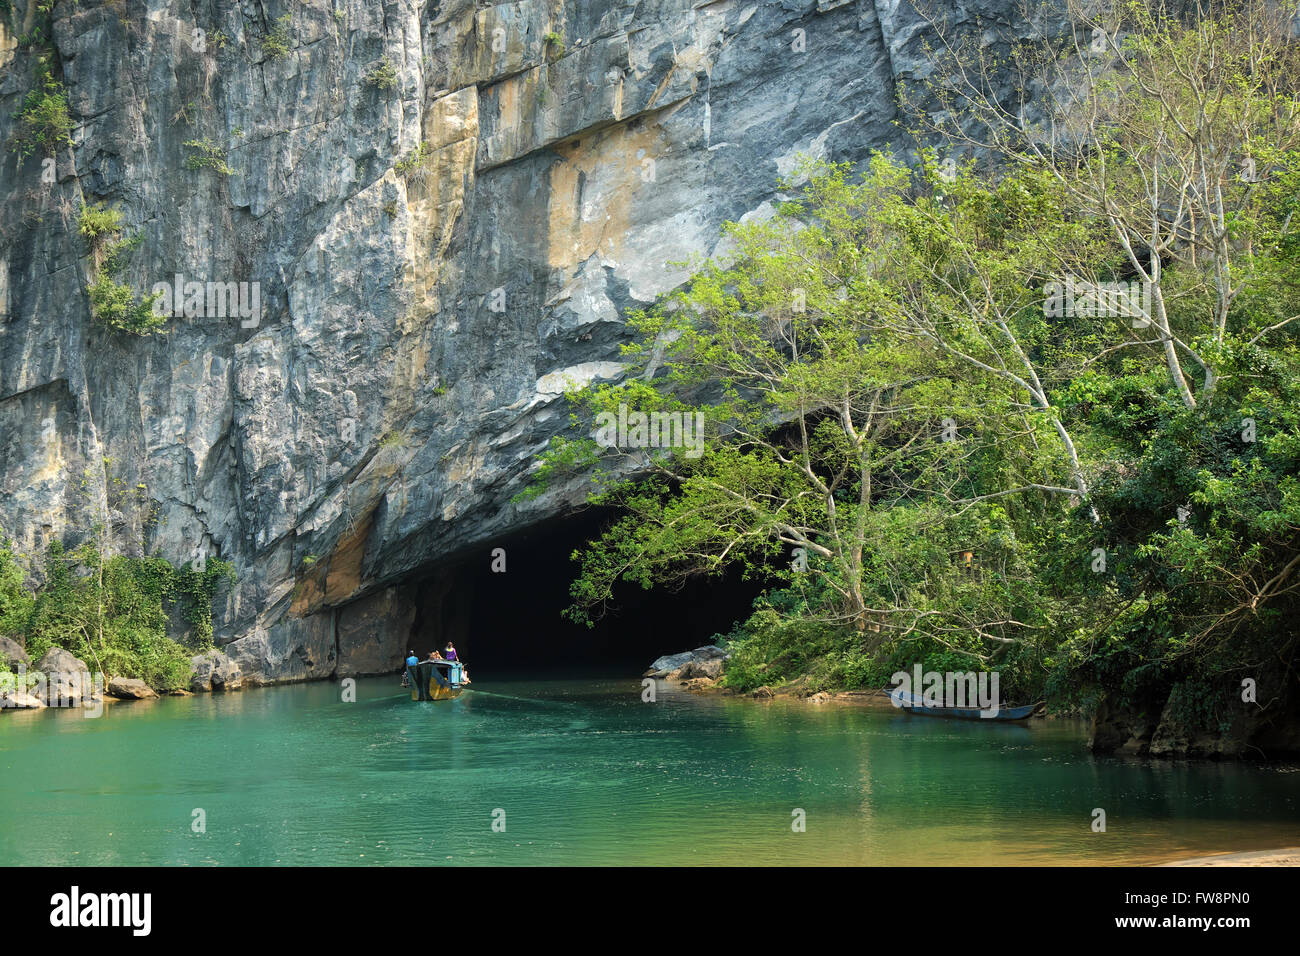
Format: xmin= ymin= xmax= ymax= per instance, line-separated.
xmin=528 ymin=1 xmax=1300 ymax=727
xmin=0 ymin=539 xmax=235 ymax=693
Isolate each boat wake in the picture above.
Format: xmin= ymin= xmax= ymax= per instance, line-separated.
xmin=459 ymin=689 xmax=584 ymax=710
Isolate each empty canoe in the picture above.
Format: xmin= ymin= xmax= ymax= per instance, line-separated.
xmin=887 ymin=687 xmax=1041 ymax=721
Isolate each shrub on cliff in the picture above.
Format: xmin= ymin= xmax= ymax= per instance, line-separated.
xmin=76 ymin=206 xmax=166 ymax=335
xmin=261 ymin=15 xmax=292 ymax=59
xmin=11 ymin=71 xmax=73 ymax=158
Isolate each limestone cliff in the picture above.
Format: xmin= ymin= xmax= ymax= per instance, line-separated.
xmin=0 ymin=0 xmax=1026 ymax=682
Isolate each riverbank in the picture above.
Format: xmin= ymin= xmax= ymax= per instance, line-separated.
xmin=645 ymin=647 xmax=1300 ymax=760
xmin=1161 ymin=848 xmax=1300 ymax=866
xmin=646 ymin=647 xmax=1006 ymax=710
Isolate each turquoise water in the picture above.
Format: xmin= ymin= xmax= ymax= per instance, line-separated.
xmin=1 ymin=676 xmax=1296 ymax=865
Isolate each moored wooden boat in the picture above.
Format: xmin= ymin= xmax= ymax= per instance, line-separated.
xmin=887 ymin=686 xmax=1042 ymax=721
xmin=407 ymin=660 xmax=466 ymax=701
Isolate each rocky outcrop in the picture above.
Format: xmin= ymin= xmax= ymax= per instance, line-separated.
xmin=644 ymin=645 xmax=729 ymax=678
xmin=673 ymin=657 xmax=725 ymax=681
xmin=190 ymin=649 xmax=243 ymax=693
xmin=1088 ymin=694 xmax=1161 ymax=756
xmin=677 ymin=677 xmax=722 ymax=692
xmin=644 ymin=645 xmax=731 ymax=692
xmin=0 ymin=0 xmax=1038 ymax=683
xmin=1090 ymin=681 xmax=1300 ymax=759
xmin=32 ymin=647 xmax=98 ymax=705
xmin=106 ymin=676 xmax=158 ymax=700
xmin=223 ymin=614 xmax=335 ymax=686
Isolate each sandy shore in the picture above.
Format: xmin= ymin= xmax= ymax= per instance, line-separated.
xmin=1160 ymin=848 xmax=1300 ymax=866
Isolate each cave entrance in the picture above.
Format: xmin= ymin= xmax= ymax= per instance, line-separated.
xmin=402 ymin=508 xmax=767 ymax=677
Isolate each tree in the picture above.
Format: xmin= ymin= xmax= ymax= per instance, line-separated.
xmin=912 ymin=0 xmax=1300 ymax=409
xmin=538 ymin=157 xmax=1087 ymax=677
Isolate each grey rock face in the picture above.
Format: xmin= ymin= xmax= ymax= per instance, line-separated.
xmin=190 ymin=649 xmax=243 ymax=692
xmin=1092 ymin=681 xmax=1300 ymax=759
xmin=0 ymin=635 xmax=28 ymax=668
xmin=681 ymin=657 xmax=725 ymax=680
xmin=336 ymin=587 xmax=415 ymax=677
xmin=0 ymin=0 xmax=1029 ymax=683
xmin=222 ymin=610 xmax=338 ymax=686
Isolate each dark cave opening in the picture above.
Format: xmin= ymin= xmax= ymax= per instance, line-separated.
xmin=402 ymin=508 xmax=769 ymax=677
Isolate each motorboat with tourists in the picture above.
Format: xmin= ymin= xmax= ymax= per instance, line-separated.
xmin=405 ymin=659 xmax=467 ymax=701
xmin=405 ymin=657 xmax=469 ymax=701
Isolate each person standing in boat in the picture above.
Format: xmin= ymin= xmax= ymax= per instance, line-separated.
xmin=401 ymin=650 xmax=419 ymax=688
xmin=443 ymin=642 xmax=471 ymax=684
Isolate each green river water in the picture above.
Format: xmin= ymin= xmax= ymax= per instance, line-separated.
xmin=2 ymin=675 xmax=1296 ymax=866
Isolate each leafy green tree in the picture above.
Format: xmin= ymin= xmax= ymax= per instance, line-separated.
xmin=3 ymin=467 xmax=235 ymax=691
xmin=916 ymin=0 xmax=1300 ymax=410
xmin=533 ymin=157 xmax=1088 ymax=685
xmin=19 ymin=540 xmax=235 ymax=692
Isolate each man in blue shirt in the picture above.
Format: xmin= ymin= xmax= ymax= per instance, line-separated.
xmin=405 ymin=650 xmax=419 ymax=667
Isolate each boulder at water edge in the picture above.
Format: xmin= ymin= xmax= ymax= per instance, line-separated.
xmin=677 ymin=658 xmax=725 ymax=680
xmin=0 ymin=690 xmax=45 ymax=711
xmin=33 ymin=647 xmax=98 ymax=705
xmin=190 ymin=650 xmax=244 ymax=692
xmin=644 ymin=646 xmax=730 ymax=678
xmin=107 ymin=677 xmax=158 ymax=700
